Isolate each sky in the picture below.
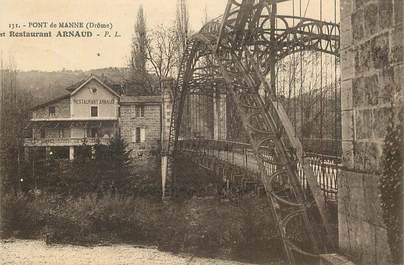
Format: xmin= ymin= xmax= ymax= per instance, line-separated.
xmin=0 ymin=0 xmax=339 ymax=71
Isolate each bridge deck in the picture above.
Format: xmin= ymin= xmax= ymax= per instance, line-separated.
xmin=180 ymin=140 xmax=339 ymax=202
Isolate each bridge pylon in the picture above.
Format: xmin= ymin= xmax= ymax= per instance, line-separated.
xmin=162 ymin=0 xmax=340 ymax=263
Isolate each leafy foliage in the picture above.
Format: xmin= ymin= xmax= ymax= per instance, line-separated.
xmin=71 ymin=135 xmax=132 ymax=195
xmin=25 ymin=135 xmax=134 ymax=196
xmin=128 ymin=5 xmax=156 ymax=95
xmin=130 ymin=6 xmax=148 ymax=74
xmin=379 ymin=112 xmax=403 ymax=264
xmin=3 ymin=193 xmax=281 ymax=263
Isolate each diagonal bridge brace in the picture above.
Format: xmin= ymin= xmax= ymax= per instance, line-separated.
xmin=163 ymin=0 xmax=340 ymax=263
xmin=172 ymin=31 xmax=331 ymax=264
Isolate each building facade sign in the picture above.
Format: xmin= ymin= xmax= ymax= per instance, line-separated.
xmin=71 ymin=79 xmax=119 ymax=119
xmin=73 ymin=99 xmax=115 ymax=105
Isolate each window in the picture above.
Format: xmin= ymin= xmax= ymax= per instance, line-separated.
xmin=133 ymin=127 xmax=146 ymax=143
xmin=58 ymin=128 xmax=64 ymax=138
xmin=91 ymin=106 xmax=98 ymax=117
xmin=135 ymin=105 xmax=145 ymax=117
xmin=40 ymin=128 xmax=46 ymax=138
xmin=89 ymin=128 xmax=98 ymax=138
xmin=49 ymin=106 xmax=56 ymax=116
xmin=136 ymin=127 xmax=141 ymax=143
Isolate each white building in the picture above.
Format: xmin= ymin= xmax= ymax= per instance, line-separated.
xmin=24 ymin=75 xmax=121 ymax=160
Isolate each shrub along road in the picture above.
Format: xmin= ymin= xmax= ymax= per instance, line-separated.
xmin=0 ymin=240 xmax=282 ymax=265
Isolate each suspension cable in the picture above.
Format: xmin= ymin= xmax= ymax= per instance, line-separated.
xmin=299 ymin=0 xmax=304 ymax=143
xmin=319 ymin=0 xmax=324 ymax=155
xmin=303 ymin=0 xmax=312 ymax=18
xmin=334 ymin=0 xmax=338 ymax=156
xmin=293 ymin=0 xmax=297 ymax=135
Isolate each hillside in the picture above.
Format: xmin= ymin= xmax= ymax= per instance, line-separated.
xmin=17 ymin=67 xmax=130 ymax=106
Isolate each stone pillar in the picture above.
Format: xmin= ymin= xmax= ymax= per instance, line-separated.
xmin=218 ymin=93 xmax=227 ymax=140
xmin=161 ymin=79 xmax=173 ymax=149
xmin=161 ymin=78 xmax=174 ymax=199
xmin=161 ymin=155 xmax=167 ymax=197
xmin=213 ymin=89 xmax=219 ymax=140
xmin=338 ymin=0 xmax=402 ymax=264
xmin=213 ymin=90 xmax=227 ymax=141
xmin=69 ymin=146 xmax=75 ymax=160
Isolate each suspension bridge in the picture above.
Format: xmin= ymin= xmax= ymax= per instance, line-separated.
xmin=161 ymin=0 xmax=341 ymax=264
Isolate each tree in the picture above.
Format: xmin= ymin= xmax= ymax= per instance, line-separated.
xmin=173 ymin=0 xmax=190 ymax=81
xmin=63 ymin=136 xmax=132 ymax=195
xmin=93 ymin=136 xmax=132 ymax=194
xmin=176 ymin=0 xmax=189 ymax=55
xmin=202 ymin=5 xmax=208 ymax=25
xmin=146 ymin=25 xmax=179 ymax=94
xmin=129 ymin=5 xmax=153 ymax=94
xmin=108 ymin=135 xmax=132 ymax=181
xmin=127 ymin=2 xmax=190 ymax=96
xmin=0 ymin=56 xmax=22 ymax=194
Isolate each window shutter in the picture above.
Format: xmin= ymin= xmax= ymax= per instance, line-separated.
xmin=136 ymin=127 xmax=141 ymax=143
xmin=140 ymin=128 xmax=146 ymax=143
xmin=135 ymin=106 xmax=140 ymax=117
xmin=141 ymin=106 xmax=145 ymax=117
xmin=132 ymin=129 xmax=136 ymax=143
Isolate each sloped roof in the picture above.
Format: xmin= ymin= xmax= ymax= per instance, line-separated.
xmin=31 ymin=75 xmax=121 ymax=110
xmin=120 ymin=95 xmax=162 ymax=104
xmin=70 ymin=75 xmax=120 ymax=97
xmin=31 ymin=92 xmax=70 ymax=110
xmin=65 ymin=78 xmax=88 ymax=92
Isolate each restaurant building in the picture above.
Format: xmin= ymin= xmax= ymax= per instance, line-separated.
xmin=24 ymin=75 xmax=163 ymax=161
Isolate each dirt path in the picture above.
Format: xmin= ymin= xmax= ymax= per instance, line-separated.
xmin=0 ymin=240 xmax=271 ymax=265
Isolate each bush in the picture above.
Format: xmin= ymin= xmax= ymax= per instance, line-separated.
xmin=2 ymin=193 xmax=51 ymax=238
xmin=158 ymin=197 xmax=282 ymax=262
xmin=231 ymin=198 xmax=282 ymax=261
xmin=20 ymin=148 xmax=162 ymax=199
xmin=2 ymin=193 xmax=69 ymax=240
xmin=2 ymin=193 xmax=164 ymax=244
xmin=45 ymin=194 xmax=164 ymax=245
xmin=3 ymin=193 xmax=281 ymax=263
xmin=173 ymin=155 xmax=223 ymax=199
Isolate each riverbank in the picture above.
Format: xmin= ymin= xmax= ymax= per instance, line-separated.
xmin=0 ymin=240 xmax=282 ymax=265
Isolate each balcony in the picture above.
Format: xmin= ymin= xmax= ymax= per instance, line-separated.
xmin=24 ymin=137 xmax=111 ymax=147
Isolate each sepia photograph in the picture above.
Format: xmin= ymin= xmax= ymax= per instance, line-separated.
xmin=0 ymin=0 xmax=402 ymax=264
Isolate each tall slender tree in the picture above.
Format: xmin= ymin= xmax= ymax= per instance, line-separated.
xmin=202 ymin=5 xmax=209 ymax=25
xmin=128 ymin=1 xmax=190 ymax=96
xmin=174 ymin=0 xmax=190 ymax=129
xmin=175 ymin=0 xmax=190 ymax=73
xmin=176 ymin=0 xmax=189 ymax=54
xmin=129 ymin=6 xmax=152 ymax=94
xmin=0 ymin=56 xmax=18 ymax=193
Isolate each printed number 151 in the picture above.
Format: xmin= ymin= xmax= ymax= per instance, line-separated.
xmin=9 ymin=24 xmax=20 ymax=29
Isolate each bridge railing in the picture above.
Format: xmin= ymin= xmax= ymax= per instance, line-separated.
xmin=178 ymin=138 xmax=340 ymax=202
xmin=298 ymin=153 xmax=340 ymax=202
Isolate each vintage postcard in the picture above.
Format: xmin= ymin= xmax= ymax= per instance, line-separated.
xmin=0 ymin=0 xmax=402 ymax=264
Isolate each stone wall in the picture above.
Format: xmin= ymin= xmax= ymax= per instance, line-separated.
xmin=119 ymin=103 xmax=161 ymax=159
xmin=339 ymin=0 xmax=402 ymax=264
